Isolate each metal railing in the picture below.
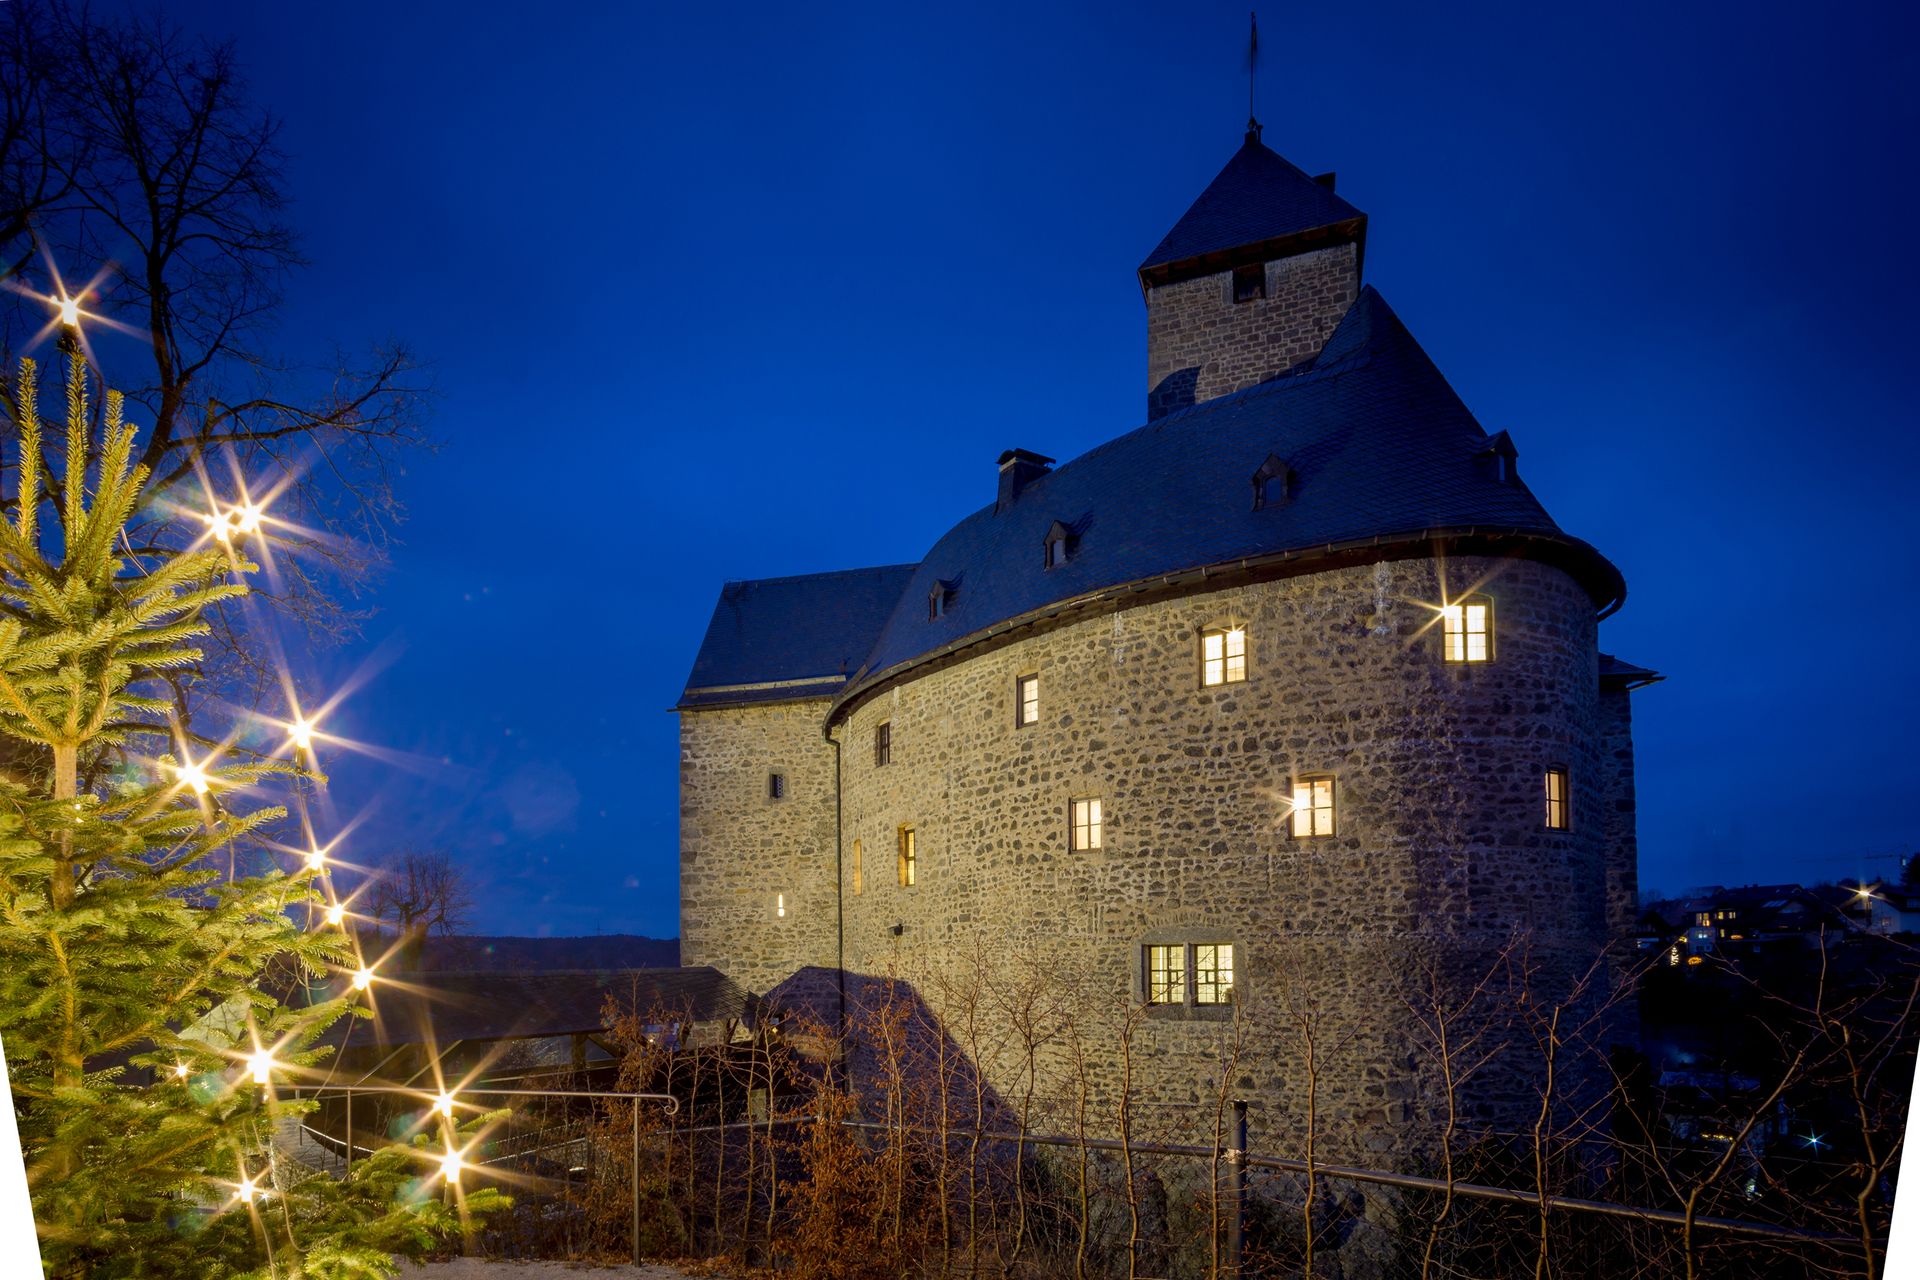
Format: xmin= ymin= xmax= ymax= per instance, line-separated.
xmin=295 ymin=1083 xmax=678 ymax=1264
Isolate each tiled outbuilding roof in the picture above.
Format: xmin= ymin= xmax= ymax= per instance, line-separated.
xmin=679 ymin=564 xmax=917 ymax=709
xmin=1139 ymin=132 xmax=1366 ymax=287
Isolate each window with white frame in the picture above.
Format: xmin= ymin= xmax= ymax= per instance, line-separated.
xmin=1193 ymin=943 xmax=1235 ymax=1005
xmin=1145 ymin=945 xmax=1184 ymax=1005
xmin=1070 ymin=797 xmax=1104 ymax=851
xmin=1016 ymin=673 xmax=1040 ymax=727
xmin=1442 ymin=597 xmax=1492 ymax=663
xmin=1292 ymin=776 xmax=1336 ymax=838
xmin=1201 ymin=626 xmax=1247 ymax=687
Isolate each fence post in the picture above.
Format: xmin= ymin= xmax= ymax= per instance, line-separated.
xmin=1228 ymin=1098 xmax=1247 ymax=1279
xmin=632 ymin=1101 xmax=643 ymax=1266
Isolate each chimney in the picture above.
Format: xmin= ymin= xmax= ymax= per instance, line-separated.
xmin=996 ymin=449 xmax=1055 ymax=511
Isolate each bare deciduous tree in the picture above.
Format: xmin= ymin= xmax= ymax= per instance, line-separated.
xmin=365 ymin=847 xmax=471 ymax=967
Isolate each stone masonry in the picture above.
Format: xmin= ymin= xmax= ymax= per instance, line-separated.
xmin=1146 ymin=242 xmax=1360 ymax=407
xmin=681 ymin=554 xmax=1626 ymax=1157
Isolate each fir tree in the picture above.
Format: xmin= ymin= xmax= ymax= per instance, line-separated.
xmin=0 ymin=341 xmax=503 ymax=1277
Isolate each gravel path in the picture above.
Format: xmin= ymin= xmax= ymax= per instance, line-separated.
xmin=392 ymin=1262 xmax=708 ymax=1279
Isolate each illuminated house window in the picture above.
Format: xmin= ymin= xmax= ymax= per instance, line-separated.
xmin=775 ymin=893 xmax=786 ymax=919
xmin=1194 ymin=943 xmax=1235 ymax=1005
xmin=1145 ymin=945 xmax=1183 ymax=1004
xmin=1442 ymin=597 xmax=1492 ymax=663
xmin=874 ymin=721 xmax=891 ymax=767
xmin=1201 ymin=626 xmax=1247 ymax=687
xmin=1232 ymin=263 xmax=1265 ymax=303
xmin=897 ymin=825 xmax=917 ymax=888
xmin=1070 ymin=797 xmax=1104 ymax=851
xmin=851 ymin=840 xmax=863 ymax=896
xmin=1696 ymin=912 xmax=1711 ymax=928
xmin=1544 ymin=767 xmax=1569 ymax=830
xmin=1291 ymin=776 xmax=1335 ymax=838
xmin=1016 ymin=673 xmax=1039 ymax=727
xmin=768 ymin=772 xmax=786 ymax=801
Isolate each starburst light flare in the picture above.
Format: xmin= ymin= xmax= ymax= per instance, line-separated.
xmin=245 ymin=1049 xmax=274 ymax=1086
xmin=351 ymin=965 xmax=375 ymax=991
xmin=324 ymin=902 xmax=347 ymax=927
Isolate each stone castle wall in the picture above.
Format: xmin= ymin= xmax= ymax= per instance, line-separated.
xmin=1145 ymin=242 xmax=1360 ymax=407
xmin=678 ymin=699 xmax=839 ymax=994
xmin=680 ymin=554 xmax=1633 ymax=1158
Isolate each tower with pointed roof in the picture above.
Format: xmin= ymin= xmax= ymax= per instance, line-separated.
xmin=1141 ymin=122 xmax=1367 ymax=419
xmin=674 ymin=114 xmax=1656 ymax=1205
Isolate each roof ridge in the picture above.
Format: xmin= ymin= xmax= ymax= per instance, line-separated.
xmin=722 ymin=562 xmax=920 ymax=590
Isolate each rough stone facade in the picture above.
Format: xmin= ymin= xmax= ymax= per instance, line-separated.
xmin=1145 ymin=242 xmax=1360 ymax=408
xmin=678 ymin=700 xmax=839 ymax=994
xmin=681 ymin=554 xmax=1629 ymax=1156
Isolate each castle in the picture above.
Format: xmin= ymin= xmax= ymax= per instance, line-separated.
xmin=677 ymin=123 xmax=1656 ymax=1151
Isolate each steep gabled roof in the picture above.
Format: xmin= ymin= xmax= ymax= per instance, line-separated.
xmin=679 ymin=564 xmax=917 ymax=710
xmin=1140 ymin=132 xmax=1366 ymax=289
xmin=832 ymin=287 xmax=1622 ymax=716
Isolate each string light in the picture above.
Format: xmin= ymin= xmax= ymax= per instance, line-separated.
xmin=245 ymin=1049 xmax=274 ymax=1085
xmin=56 ymin=295 xmax=80 ymax=327
xmin=175 ymin=760 xmax=211 ymax=796
xmin=290 ymin=718 xmax=315 ymax=752
xmin=234 ymin=503 xmax=263 ymax=535
xmin=351 ymin=965 xmax=374 ymax=991
xmin=173 ymin=1062 xmax=190 ymax=1079
xmin=434 ymin=1091 xmax=455 ymax=1118
xmin=439 ymin=1150 xmax=464 ymax=1183
xmin=236 ymin=1175 xmax=263 ymax=1204
xmin=324 ymin=903 xmax=346 ymax=927
xmin=303 ymin=847 xmax=326 ymax=873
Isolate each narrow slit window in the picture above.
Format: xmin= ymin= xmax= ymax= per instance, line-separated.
xmin=1545 ymin=768 xmax=1570 ymax=830
xmin=897 ymin=825 xmax=917 ymax=888
xmin=1016 ymin=673 xmax=1040 ymax=727
xmin=851 ymin=839 xmax=863 ymax=896
xmin=1194 ymin=943 xmax=1235 ymax=1005
xmin=1070 ymin=797 xmax=1104 ymax=851
xmin=874 ymin=721 xmax=891 ymax=767
xmin=1291 ymin=776 xmax=1336 ymax=838
xmin=1145 ymin=944 xmax=1184 ymax=1005
xmin=775 ymin=893 xmax=786 ymax=919
xmin=1442 ymin=598 xmax=1493 ymax=663
xmin=768 ymin=772 xmax=786 ymax=800
xmin=1201 ymin=626 xmax=1248 ymax=687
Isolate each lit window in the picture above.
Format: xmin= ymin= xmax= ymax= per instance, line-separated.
xmin=1544 ymin=767 xmax=1568 ymax=830
xmin=1696 ymin=912 xmax=1711 ymax=928
xmin=1016 ymin=674 xmax=1039 ymax=727
xmin=1232 ymin=263 xmax=1265 ymax=303
xmin=1442 ymin=598 xmax=1492 ymax=663
xmin=775 ymin=893 xmax=787 ymax=918
xmin=874 ymin=721 xmax=891 ymax=767
xmin=1145 ymin=945 xmax=1183 ymax=1004
xmin=1071 ymin=797 xmax=1103 ymax=851
xmin=1194 ymin=943 xmax=1235 ymax=1005
xmin=1291 ymin=776 xmax=1335 ymax=838
xmin=768 ymin=772 xmax=786 ymax=801
xmin=897 ymin=825 xmax=916 ymax=888
xmin=852 ymin=840 xmax=863 ymax=896
xmin=1201 ymin=627 xmax=1247 ymax=687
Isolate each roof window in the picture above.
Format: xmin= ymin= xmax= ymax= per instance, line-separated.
xmin=1252 ymin=453 xmax=1293 ymax=510
xmin=1043 ymin=521 xmax=1073 ymax=569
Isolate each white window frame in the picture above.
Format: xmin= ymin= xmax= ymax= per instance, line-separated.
xmin=1201 ymin=626 xmax=1248 ymax=687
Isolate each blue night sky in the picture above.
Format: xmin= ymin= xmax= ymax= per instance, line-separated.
xmin=104 ymin=1 xmax=1918 ymax=936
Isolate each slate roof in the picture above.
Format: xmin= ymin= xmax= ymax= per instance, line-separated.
xmin=308 ymin=967 xmax=756 ymax=1052
xmin=678 ymin=564 xmax=917 ymax=709
xmin=832 ymin=287 xmax=1621 ymax=708
xmin=1599 ymin=653 xmax=1664 ymax=689
xmin=1140 ymin=133 xmax=1366 ymax=286
xmin=680 ymin=289 xmax=1626 ymax=716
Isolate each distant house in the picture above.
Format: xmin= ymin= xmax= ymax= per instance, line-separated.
xmin=1641 ymin=884 xmax=1851 ymax=963
xmin=1864 ymin=883 xmax=1920 ymax=936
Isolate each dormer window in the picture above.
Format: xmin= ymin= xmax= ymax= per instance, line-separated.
xmin=1476 ymin=431 xmax=1520 ymax=486
xmin=1043 ymin=521 xmax=1072 ymax=569
xmin=1442 ymin=597 xmax=1493 ymax=663
xmin=1232 ymin=263 xmax=1265 ymax=303
xmin=928 ymin=580 xmax=954 ymax=620
xmin=1252 ymin=453 xmax=1293 ymax=510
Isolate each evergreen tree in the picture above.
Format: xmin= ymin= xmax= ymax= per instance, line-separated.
xmin=0 ymin=341 xmax=502 ymax=1277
